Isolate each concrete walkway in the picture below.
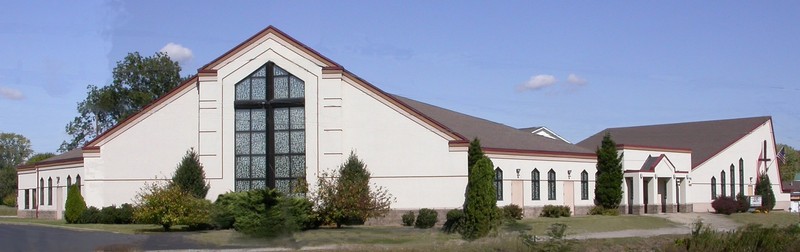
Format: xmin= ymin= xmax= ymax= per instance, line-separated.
xmin=567 ymin=212 xmax=740 ymax=240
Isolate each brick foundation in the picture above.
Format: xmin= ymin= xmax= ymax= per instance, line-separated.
xmin=17 ymin=210 xmax=57 ymax=219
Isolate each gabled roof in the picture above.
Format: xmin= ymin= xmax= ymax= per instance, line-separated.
xmin=577 ymin=116 xmax=771 ymax=168
xmin=394 ymin=95 xmax=594 ymax=156
xmin=519 ymin=126 xmax=572 ymax=143
xmin=16 ymin=148 xmax=84 ymax=170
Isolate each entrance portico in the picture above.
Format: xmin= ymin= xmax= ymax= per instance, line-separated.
xmin=622 ymin=154 xmax=690 ymax=214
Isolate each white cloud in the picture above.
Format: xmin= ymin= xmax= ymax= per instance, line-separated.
xmin=567 ymin=73 xmax=587 ymax=85
xmin=159 ymin=42 xmax=193 ymax=64
xmin=519 ymin=74 xmax=557 ymax=91
xmin=0 ymin=86 xmax=24 ymax=100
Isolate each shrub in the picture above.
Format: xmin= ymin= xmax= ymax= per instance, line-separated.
xmin=736 ymin=193 xmax=750 ymax=213
xmin=588 ymin=205 xmax=619 ymax=216
xmin=133 ymin=181 xmax=211 ymax=231
xmin=78 ymin=206 xmax=101 ymax=224
xmin=415 ymin=208 xmax=438 ymax=228
xmin=2 ymin=193 xmax=16 ymax=207
xmin=401 ymin=211 xmax=415 ymax=226
xmin=64 ymin=184 xmax=86 ymax=224
xmin=673 ymin=221 xmax=800 ymax=251
xmin=442 ymin=209 xmax=464 ymax=234
xmin=711 ymin=196 xmax=738 ymax=215
xmin=461 ymin=155 xmax=499 ymax=240
xmin=212 ymin=189 xmax=317 ymax=237
xmin=502 ymin=204 xmax=524 ymax=220
xmin=172 ymin=148 xmax=210 ymax=199
xmin=313 ymin=152 xmax=394 ymax=228
xmin=540 ymin=205 xmax=571 ymax=218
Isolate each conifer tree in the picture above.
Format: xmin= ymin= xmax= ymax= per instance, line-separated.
xmin=172 ymin=148 xmax=210 ymax=199
xmin=595 ymin=132 xmax=623 ymax=209
xmin=64 ymin=184 xmax=86 ymax=224
xmin=755 ymin=173 xmax=776 ymax=210
xmin=461 ymin=139 xmax=499 ymax=240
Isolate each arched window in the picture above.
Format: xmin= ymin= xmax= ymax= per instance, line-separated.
xmin=532 ymin=169 xmax=540 ymax=200
xmin=548 ymin=169 xmax=556 ymax=200
xmin=47 ymin=177 xmax=53 ymax=206
xmin=76 ymin=175 xmax=81 ymax=188
xmin=739 ymin=158 xmax=744 ymax=196
xmin=581 ymin=170 xmax=589 ymax=200
xmin=730 ymin=164 xmax=735 ymax=197
xmin=711 ymin=177 xmax=717 ymax=199
xmin=39 ymin=178 xmax=44 ymax=205
xmin=235 ymin=63 xmax=306 ymax=194
xmin=67 ymin=175 xmax=72 ymax=188
xmin=720 ymin=171 xmax=726 ymax=198
xmin=494 ymin=168 xmax=503 ymax=201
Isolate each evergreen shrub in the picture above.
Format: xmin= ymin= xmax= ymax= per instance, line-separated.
xmin=502 ymin=204 xmax=524 ymax=220
xmin=540 ymin=205 xmax=571 ymax=218
xmin=172 ymin=148 xmax=210 ymax=199
xmin=64 ymin=184 xmax=86 ymax=224
xmin=736 ymin=193 xmax=750 ymax=213
xmin=414 ymin=208 xmax=438 ymax=228
xmin=212 ymin=189 xmax=318 ymax=237
xmin=461 ymin=156 xmax=499 ymax=240
xmin=711 ymin=196 xmax=738 ymax=215
xmin=588 ymin=205 xmax=619 ymax=216
xmin=442 ymin=209 xmax=464 ymax=234
xmin=78 ymin=206 xmax=101 ymax=224
xmin=401 ymin=211 xmax=415 ymax=226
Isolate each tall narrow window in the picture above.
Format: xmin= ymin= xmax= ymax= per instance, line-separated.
xmin=47 ymin=177 xmax=53 ymax=206
xmin=532 ymin=169 xmax=540 ymax=200
xmin=39 ymin=178 xmax=44 ymax=205
xmin=76 ymin=175 xmax=81 ymax=188
xmin=235 ymin=63 xmax=305 ymax=194
xmin=581 ymin=170 xmax=589 ymax=200
xmin=711 ymin=177 xmax=717 ymax=199
xmin=494 ymin=168 xmax=503 ymax=201
xmin=739 ymin=158 xmax=744 ymax=196
xmin=730 ymin=164 xmax=735 ymax=197
xmin=24 ymin=189 xmax=29 ymax=209
xmin=548 ymin=169 xmax=556 ymax=200
xmin=721 ymin=171 xmax=726 ymax=197
xmin=67 ymin=175 xmax=72 ymax=188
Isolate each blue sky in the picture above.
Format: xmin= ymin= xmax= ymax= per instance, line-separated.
xmin=2 ymin=1 xmax=799 ymax=154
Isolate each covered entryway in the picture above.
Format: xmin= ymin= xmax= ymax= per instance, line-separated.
xmin=624 ymin=154 xmax=688 ymax=214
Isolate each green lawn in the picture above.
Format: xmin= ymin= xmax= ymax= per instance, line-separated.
xmin=0 ymin=205 xmax=16 ymax=216
xmin=518 ymin=214 xmax=681 ymax=235
xmin=726 ymin=211 xmax=800 ymax=227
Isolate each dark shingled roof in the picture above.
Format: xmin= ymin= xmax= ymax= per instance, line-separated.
xmin=41 ymin=148 xmax=83 ymax=163
xmin=393 ymin=95 xmax=594 ymax=155
xmin=577 ymin=116 xmax=771 ymax=168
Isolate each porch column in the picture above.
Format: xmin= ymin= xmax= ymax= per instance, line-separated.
xmin=647 ymin=175 xmax=658 ymax=214
xmin=632 ymin=175 xmax=644 ymax=214
xmin=666 ymin=176 xmax=676 ymax=213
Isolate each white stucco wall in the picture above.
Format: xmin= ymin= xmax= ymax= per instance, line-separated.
xmin=16 ymin=164 xmax=82 ymax=218
xmin=621 ymin=149 xmax=691 ymax=173
xmin=83 ymin=83 xmax=199 ymax=207
xmin=688 ymin=120 xmax=789 ymax=212
xmin=490 ymin=155 xmax=596 ymax=209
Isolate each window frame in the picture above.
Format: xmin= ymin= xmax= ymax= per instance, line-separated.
xmin=494 ymin=168 xmax=503 ymax=201
xmin=581 ymin=170 xmax=589 ymax=200
xmin=234 ymin=62 xmax=306 ymax=193
xmin=711 ymin=176 xmax=717 ymax=200
xmin=47 ymin=177 xmax=53 ymax=206
xmin=39 ymin=178 xmax=44 ymax=206
xmin=532 ymin=169 xmax=540 ymax=200
xmin=548 ymin=169 xmax=556 ymax=200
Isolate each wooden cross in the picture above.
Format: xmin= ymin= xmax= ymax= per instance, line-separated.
xmin=758 ymin=140 xmax=771 ymax=174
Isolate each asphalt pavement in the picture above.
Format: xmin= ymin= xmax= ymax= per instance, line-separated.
xmin=0 ymin=224 xmax=226 ymax=251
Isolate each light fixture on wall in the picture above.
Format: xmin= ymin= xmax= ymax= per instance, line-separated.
xmin=567 ymin=170 xmax=572 ymax=179
xmin=687 ymin=176 xmax=692 ymax=186
xmin=750 ymin=176 xmax=753 ymax=185
xmin=516 ymin=169 xmax=521 ymax=178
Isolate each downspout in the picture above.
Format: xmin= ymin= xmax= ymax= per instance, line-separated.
xmin=35 ymin=165 xmax=39 ymax=219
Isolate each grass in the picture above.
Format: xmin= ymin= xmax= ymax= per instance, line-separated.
xmin=726 ymin=211 xmax=800 ymax=227
xmin=517 ymin=214 xmax=681 ymax=235
xmin=0 ymin=205 xmax=16 ymax=216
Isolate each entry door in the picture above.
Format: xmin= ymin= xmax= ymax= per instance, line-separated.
xmin=511 ymin=181 xmax=524 ymax=207
xmin=563 ymin=181 xmax=574 ymax=213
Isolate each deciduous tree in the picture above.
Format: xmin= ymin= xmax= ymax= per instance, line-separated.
xmin=777 ymin=144 xmax=799 ymax=183
xmin=60 ymin=52 xmax=184 ymax=152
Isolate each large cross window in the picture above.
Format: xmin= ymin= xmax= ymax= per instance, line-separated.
xmin=234 ymin=62 xmax=305 ymax=193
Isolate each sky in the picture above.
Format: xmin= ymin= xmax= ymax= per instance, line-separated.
xmin=1 ymin=1 xmax=799 ymax=154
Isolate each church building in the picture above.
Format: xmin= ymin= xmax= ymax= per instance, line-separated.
xmin=16 ymin=25 xmax=789 ymax=219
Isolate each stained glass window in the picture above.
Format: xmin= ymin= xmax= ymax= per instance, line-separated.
xmin=234 ymin=62 xmax=305 ymax=194
xmin=581 ymin=170 xmax=588 ymax=200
